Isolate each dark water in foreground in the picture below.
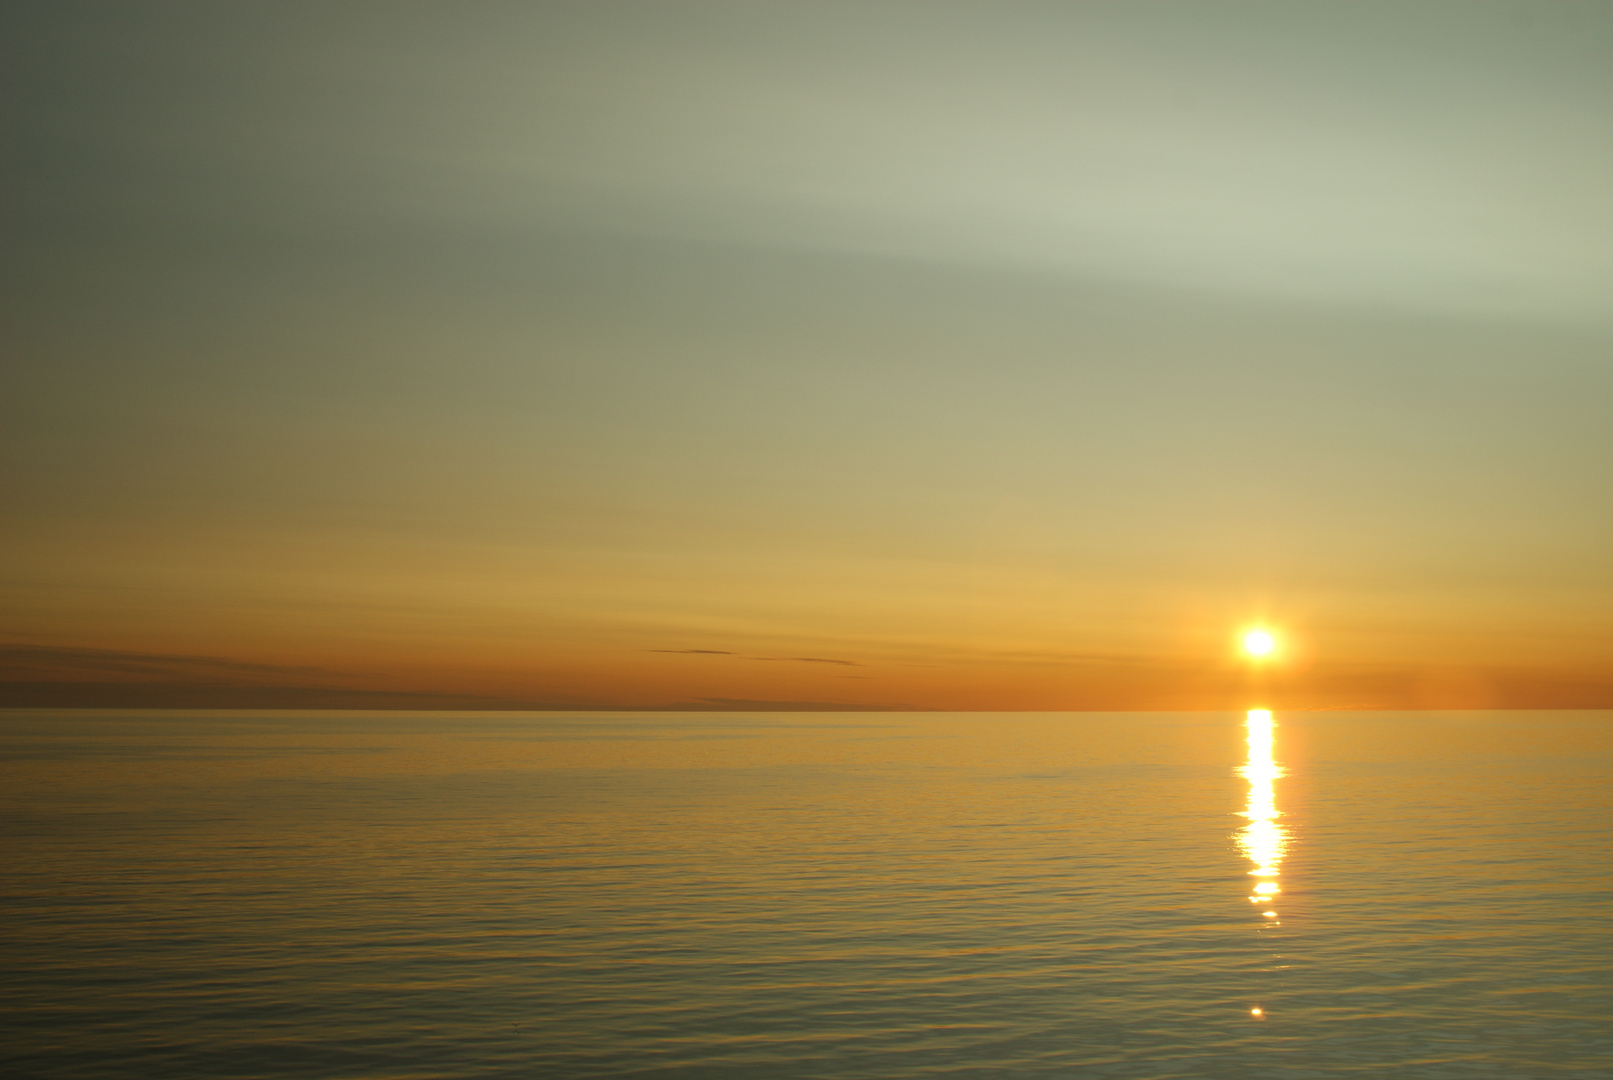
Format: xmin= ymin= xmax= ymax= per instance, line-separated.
xmin=4 ymin=709 xmax=1611 ymax=1079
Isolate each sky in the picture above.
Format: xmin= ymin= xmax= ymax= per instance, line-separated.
xmin=4 ymin=0 xmax=1612 ymax=711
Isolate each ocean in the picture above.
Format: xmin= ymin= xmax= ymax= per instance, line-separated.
xmin=4 ymin=709 xmax=1611 ymax=1078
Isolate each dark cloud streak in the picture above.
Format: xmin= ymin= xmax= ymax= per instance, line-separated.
xmin=650 ymin=649 xmax=861 ymax=667
xmin=0 ymin=644 xmax=335 ymax=682
xmin=667 ymin=697 xmax=899 ymax=712
xmin=648 ymin=649 xmax=735 ymax=655
xmin=0 ymin=682 xmax=595 ymax=711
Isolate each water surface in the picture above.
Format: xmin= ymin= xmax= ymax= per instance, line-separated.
xmin=4 ymin=709 xmax=1611 ymax=1077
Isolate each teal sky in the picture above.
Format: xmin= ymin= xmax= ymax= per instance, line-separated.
xmin=4 ymin=1 xmax=1612 ymax=709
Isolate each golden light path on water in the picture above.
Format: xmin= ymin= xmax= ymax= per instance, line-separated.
xmin=1237 ymin=708 xmax=1288 ymax=921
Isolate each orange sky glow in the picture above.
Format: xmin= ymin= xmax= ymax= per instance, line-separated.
xmin=4 ymin=3 xmax=1612 ymax=711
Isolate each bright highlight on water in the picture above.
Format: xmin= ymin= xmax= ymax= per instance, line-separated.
xmin=1236 ymin=708 xmax=1287 ymax=922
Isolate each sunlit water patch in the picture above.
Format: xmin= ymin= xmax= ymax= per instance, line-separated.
xmin=3 ymin=709 xmax=1612 ymax=1078
xmin=1237 ymin=708 xmax=1288 ymax=918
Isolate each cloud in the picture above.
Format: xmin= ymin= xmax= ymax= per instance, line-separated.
xmin=0 ymin=644 xmax=335 ymax=683
xmin=668 ymin=697 xmax=899 ymax=712
xmin=648 ymin=649 xmax=735 ymax=655
xmin=0 ymin=644 xmax=617 ymax=710
xmin=0 ymin=682 xmax=599 ymax=711
xmin=650 ymin=648 xmax=861 ymax=667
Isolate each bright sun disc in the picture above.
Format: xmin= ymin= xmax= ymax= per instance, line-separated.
xmin=1242 ymin=629 xmax=1276 ymax=658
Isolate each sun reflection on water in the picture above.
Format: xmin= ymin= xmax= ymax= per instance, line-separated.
xmin=1236 ymin=708 xmax=1288 ymax=917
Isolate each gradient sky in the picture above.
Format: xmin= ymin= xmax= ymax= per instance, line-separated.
xmin=4 ymin=1 xmax=1612 ymax=710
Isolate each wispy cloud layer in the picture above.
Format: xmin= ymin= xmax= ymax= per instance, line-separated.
xmin=652 ymin=649 xmax=861 ymax=667
xmin=0 ymin=644 xmax=335 ymax=683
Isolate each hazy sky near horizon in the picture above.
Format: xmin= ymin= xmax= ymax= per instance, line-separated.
xmin=4 ymin=1 xmax=1612 ymax=710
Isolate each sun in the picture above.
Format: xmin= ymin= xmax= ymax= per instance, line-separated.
xmin=1241 ymin=628 xmax=1277 ymax=659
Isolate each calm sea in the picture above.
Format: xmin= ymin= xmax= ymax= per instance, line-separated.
xmin=4 ymin=709 xmax=1611 ymax=1078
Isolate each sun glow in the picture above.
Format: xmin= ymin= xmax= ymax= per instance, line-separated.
xmin=1241 ymin=628 xmax=1277 ymax=659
